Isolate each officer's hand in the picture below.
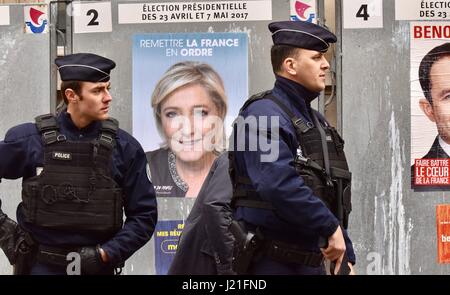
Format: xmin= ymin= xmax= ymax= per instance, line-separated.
xmin=0 ymin=216 xmax=19 ymax=265
xmin=79 ymin=245 xmax=106 ymax=275
xmin=320 ymin=226 xmax=346 ymax=262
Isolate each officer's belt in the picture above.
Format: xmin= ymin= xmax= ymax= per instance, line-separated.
xmin=261 ymin=239 xmax=324 ymax=267
xmin=36 ymin=245 xmax=80 ymax=266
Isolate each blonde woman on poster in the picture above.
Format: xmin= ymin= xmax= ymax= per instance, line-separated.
xmin=146 ymin=61 xmax=227 ymax=198
xmin=132 ymin=32 xmax=247 ymax=275
xmin=147 ymin=61 xmax=235 ymax=274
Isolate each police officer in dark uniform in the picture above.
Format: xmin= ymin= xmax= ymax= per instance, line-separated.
xmin=0 ymin=53 xmax=158 ymax=275
xmin=229 ymin=21 xmax=355 ymax=275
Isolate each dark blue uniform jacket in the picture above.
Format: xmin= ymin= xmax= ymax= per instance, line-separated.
xmin=232 ymin=76 xmax=355 ymax=264
xmin=0 ymin=111 xmax=158 ymax=266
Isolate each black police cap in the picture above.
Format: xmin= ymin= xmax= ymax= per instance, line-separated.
xmin=55 ymin=53 xmax=116 ymax=82
xmin=268 ymin=21 xmax=337 ymax=52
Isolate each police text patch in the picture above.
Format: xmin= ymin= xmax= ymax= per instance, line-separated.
xmin=52 ymin=151 xmax=72 ymax=161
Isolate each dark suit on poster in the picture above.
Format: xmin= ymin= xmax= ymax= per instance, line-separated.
xmin=412 ymin=136 xmax=450 ymax=190
xmin=167 ymin=153 xmax=235 ymax=275
xmin=422 ymin=137 xmax=450 ymax=159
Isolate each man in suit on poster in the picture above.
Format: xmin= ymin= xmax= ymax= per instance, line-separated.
xmin=417 ymin=43 xmax=450 ymax=159
xmin=412 ymin=43 xmax=450 ymax=189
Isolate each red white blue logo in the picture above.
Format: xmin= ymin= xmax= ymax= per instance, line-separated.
xmin=24 ymin=6 xmax=48 ymax=34
xmin=291 ymin=0 xmax=316 ymax=23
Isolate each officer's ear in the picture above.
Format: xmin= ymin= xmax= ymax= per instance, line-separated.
xmin=282 ymin=57 xmax=297 ymax=76
xmin=65 ymin=88 xmax=79 ymax=104
xmin=282 ymin=49 xmax=302 ymax=76
xmin=419 ymin=98 xmax=436 ymax=122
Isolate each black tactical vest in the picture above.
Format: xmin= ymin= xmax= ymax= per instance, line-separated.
xmin=21 ymin=114 xmax=124 ymax=235
xmin=230 ymin=91 xmax=352 ymax=229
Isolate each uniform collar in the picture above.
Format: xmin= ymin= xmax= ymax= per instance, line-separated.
xmin=274 ymin=75 xmax=320 ymax=107
xmin=58 ymin=110 xmax=101 ymax=136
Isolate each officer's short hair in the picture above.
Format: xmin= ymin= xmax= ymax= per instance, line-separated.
xmin=419 ymin=42 xmax=450 ymax=104
xmin=151 ymin=61 xmax=228 ymax=147
xmin=60 ymin=81 xmax=83 ymax=104
xmin=270 ymin=44 xmax=300 ymax=74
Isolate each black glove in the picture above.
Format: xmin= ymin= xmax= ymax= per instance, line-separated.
xmin=79 ymin=245 xmax=106 ymax=275
xmin=0 ymin=215 xmax=19 ymax=265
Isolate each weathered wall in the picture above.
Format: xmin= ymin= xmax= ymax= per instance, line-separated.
xmin=0 ymin=4 xmax=50 ymax=274
xmin=342 ymin=0 xmax=449 ymax=274
xmin=1 ymin=0 xmax=448 ymax=275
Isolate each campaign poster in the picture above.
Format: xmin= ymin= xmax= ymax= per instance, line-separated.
xmin=154 ymin=220 xmax=184 ymax=275
xmin=436 ymin=205 xmax=450 ymax=264
xmin=411 ymin=22 xmax=450 ymax=190
xmin=132 ymin=32 xmax=248 ymax=153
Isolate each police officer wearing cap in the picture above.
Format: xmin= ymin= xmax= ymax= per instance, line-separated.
xmin=0 ymin=53 xmax=158 ymax=275
xmin=229 ymin=21 xmax=355 ymax=275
